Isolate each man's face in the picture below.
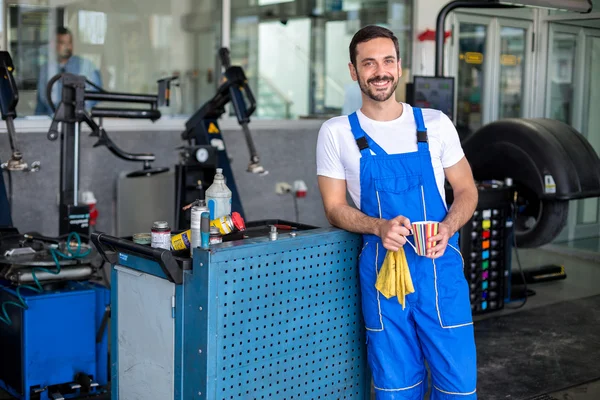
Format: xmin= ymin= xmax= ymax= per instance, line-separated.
xmin=349 ymin=37 xmax=402 ymax=103
xmin=56 ymin=34 xmax=73 ymax=61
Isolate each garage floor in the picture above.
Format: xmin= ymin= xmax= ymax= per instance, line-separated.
xmin=1 ymin=241 xmax=599 ymax=400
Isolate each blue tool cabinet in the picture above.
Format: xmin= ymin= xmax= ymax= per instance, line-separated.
xmin=0 ymin=280 xmax=109 ymax=400
xmin=92 ymin=227 xmax=371 ymax=400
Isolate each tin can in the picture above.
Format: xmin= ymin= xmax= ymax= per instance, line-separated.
xmin=210 ymin=212 xmax=246 ymax=235
xmin=209 ymin=226 xmax=223 ymax=244
xmin=171 ymin=229 xmax=191 ymax=251
xmin=151 ymin=221 xmax=171 ymax=250
xmin=133 ymin=232 xmax=152 ymax=245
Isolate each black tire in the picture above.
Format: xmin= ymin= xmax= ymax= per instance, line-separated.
xmin=514 ymin=185 xmax=569 ymax=248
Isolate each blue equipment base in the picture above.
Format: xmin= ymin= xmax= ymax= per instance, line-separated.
xmin=0 ymin=280 xmax=109 ymax=400
xmin=96 ymin=227 xmax=371 ymax=399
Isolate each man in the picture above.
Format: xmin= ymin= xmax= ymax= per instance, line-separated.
xmin=316 ymin=25 xmax=478 ymax=399
xmin=35 ymin=27 xmax=103 ymax=115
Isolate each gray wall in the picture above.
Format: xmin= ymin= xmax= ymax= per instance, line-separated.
xmin=2 ymin=125 xmax=331 ymax=237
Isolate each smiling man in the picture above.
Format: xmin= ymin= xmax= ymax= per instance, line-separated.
xmin=316 ymin=26 xmax=479 ymax=399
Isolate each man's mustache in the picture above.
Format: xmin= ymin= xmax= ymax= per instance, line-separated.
xmin=367 ymin=75 xmax=394 ymax=84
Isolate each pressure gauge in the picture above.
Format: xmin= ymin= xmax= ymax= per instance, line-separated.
xmin=196 ymin=148 xmax=209 ymax=163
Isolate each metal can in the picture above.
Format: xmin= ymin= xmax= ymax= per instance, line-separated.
xmin=209 ymin=226 xmax=222 ymax=244
xmin=171 ymin=229 xmax=191 ymax=251
xmin=210 ymin=212 xmax=246 ymax=235
xmin=151 ymin=221 xmax=171 ymax=250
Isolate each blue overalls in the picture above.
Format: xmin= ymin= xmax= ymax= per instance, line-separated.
xmin=350 ymin=108 xmax=477 ymax=399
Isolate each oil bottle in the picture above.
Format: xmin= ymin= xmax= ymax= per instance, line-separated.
xmin=205 ymin=168 xmax=232 ymax=219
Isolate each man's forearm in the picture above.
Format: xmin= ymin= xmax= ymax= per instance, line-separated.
xmin=443 ymin=187 xmax=478 ymax=236
xmin=326 ymin=204 xmax=382 ymax=236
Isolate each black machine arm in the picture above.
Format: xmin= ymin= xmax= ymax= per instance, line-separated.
xmin=182 ymin=47 xmax=265 ymax=175
xmin=0 ymin=51 xmax=39 ymax=172
xmin=46 ymin=73 xmax=177 ymax=168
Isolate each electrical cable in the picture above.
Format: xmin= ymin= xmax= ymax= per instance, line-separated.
xmin=290 ymin=192 xmax=299 ymax=223
xmin=0 ymin=232 xmax=91 ymax=325
xmin=505 ymin=192 xmax=528 ymax=310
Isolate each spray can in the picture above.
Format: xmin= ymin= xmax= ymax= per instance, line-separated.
xmin=205 ymin=168 xmax=232 ymax=220
xmin=210 ymin=212 xmax=246 ymax=235
xmin=190 ymin=200 xmax=209 ymax=255
xmin=151 ymin=221 xmax=171 ymax=250
xmin=171 ymin=229 xmax=192 ymax=251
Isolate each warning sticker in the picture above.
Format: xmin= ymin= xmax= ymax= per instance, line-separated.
xmin=208 ymin=122 xmax=220 ymax=134
xmin=544 ymin=174 xmax=556 ymax=194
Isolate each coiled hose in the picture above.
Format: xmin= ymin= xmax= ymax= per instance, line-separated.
xmin=0 ymin=232 xmax=91 ymax=325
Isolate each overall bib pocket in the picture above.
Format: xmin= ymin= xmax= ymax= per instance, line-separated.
xmin=374 ymin=175 xmax=425 ymax=223
xmin=433 ymin=246 xmax=473 ymax=328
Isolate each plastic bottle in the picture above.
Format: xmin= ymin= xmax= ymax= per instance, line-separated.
xmin=205 ymin=168 xmax=232 ymax=219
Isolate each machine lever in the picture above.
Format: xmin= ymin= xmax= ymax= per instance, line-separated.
xmin=50 ymin=392 xmax=65 ymax=400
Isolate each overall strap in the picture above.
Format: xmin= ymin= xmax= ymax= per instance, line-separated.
xmin=348 ymin=112 xmax=387 ymax=156
xmin=412 ymin=107 xmax=429 ymax=147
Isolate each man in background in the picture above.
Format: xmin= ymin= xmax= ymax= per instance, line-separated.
xmin=35 ymin=26 xmax=103 ymax=115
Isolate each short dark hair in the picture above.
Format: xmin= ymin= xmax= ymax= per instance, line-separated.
xmin=349 ymin=25 xmax=399 ymax=67
xmin=57 ymin=27 xmax=72 ymax=37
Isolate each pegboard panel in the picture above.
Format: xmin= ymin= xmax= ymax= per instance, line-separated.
xmin=211 ymin=236 xmax=367 ymax=399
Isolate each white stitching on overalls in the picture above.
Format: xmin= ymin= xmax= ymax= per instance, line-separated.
xmin=366 ymin=242 xmax=384 ymax=332
xmin=374 ymin=380 xmax=424 ymax=391
xmin=433 ymin=258 xmax=474 ymax=329
xmin=434 ymin=386 xmax=477 ymax=395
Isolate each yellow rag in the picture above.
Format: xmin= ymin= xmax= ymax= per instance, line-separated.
xmin=375 ymin=247 xmax=415 ymax=309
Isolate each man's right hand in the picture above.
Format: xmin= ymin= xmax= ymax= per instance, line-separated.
xmin=378 ymin=216 xmax=412 ymax=251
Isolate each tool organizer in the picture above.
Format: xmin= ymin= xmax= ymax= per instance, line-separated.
xmin=448 ymin=184 xmax=514 ymax=315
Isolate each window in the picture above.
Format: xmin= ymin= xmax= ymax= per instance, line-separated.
xmin=5 ymin=0 xmax=412 ymax=120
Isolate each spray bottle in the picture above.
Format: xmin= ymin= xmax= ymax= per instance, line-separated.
xmin=205 ymin=168 xmax=232 ymax=219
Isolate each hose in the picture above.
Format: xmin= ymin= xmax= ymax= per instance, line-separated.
xmin=0 ymin=232 xmax=91 ymax=325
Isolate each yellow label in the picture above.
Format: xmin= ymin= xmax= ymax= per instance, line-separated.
xmin=171 ymin=230 xmax=191 ymax=250
xmin=482 ymin=220 xmax=491 ymax=230
xmin=208 ymin=122 xmax=220 ymax=134
xmin=211 ymin=217 xmax=233 ymax=235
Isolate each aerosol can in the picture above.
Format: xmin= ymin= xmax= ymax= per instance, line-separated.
xmin=206 ymin=168 xmax=232 ymax=219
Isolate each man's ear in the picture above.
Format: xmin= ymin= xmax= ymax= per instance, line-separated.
xmin=398 ymin=58 xmax=402 ymax=77
xmin=348 ymin=62 xmax=358 ymax=82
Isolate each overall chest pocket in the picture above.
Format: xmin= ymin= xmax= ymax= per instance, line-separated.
xmin=374 ymin=175 xmax=425 ymax=223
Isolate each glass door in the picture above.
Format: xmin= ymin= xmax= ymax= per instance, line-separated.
xmin=497 ymin=20 xmax=532 ymax=119
xmin=450 ymin=14 xmax=533 ymax=140
xmin=453 ymin=16 xmax=491 ymax=140
xmin=546 ymin=23 xmax=600 ymax=241
xmin=576 ymin=32 xmax=600 ymax=238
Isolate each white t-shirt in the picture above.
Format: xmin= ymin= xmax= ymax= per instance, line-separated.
xmin=316 ymin=103 xmax=464 ymax=209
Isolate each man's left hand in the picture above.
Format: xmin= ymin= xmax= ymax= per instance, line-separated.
xmin=426 ymin=222 xmax=453 ymax=259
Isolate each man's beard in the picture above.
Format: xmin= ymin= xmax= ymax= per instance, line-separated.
xmin=59 ymin=50 xmax=72 ymax=61
xmin=358 ymin=74 xmax=398 ymax=102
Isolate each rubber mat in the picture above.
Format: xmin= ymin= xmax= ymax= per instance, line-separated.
xmin=474 ymin=294 xmax=600 ymax=400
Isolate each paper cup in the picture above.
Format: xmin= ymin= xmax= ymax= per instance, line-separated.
xmin=411 ymin=221 xmax=439 ymax=256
